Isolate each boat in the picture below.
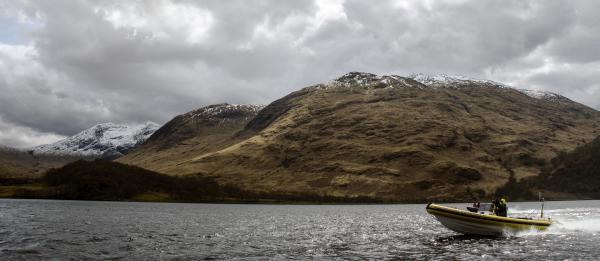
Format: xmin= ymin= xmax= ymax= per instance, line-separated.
xmin=426 ymin=203 xmax=552 ymax=236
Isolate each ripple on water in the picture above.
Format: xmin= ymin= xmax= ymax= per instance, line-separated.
xmin=0 ymin=199 xmax=599 ymax=260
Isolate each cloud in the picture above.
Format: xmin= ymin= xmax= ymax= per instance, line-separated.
xmin=96 ymin=1 xmax=215 ymax=45
xmin=0 ymin=116 xmax=65 ymax=148
xmin=0 ymin=0 xmax=599 ymax=148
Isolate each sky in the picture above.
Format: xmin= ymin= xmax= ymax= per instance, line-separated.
xmin=1 ymin=0 xmax=599 ymax=148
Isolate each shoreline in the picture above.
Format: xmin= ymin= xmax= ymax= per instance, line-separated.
xmin=1 ymin=186 xmax=593 ymax=205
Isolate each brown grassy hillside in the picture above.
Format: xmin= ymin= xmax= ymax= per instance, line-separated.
xmin=0 ymin=147 xmax=80 ymax=179
xmin=159 ymin=73 xmax=600 ymax=202
xmin=117 ymin=103 xmax=263 ymax=173
xmin=497 ymin=134 xmax=600 ymax=200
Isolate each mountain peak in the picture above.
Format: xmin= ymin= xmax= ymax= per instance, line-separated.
xmin=183 ymin=103 xmax=264 ymax=120
xmin=330 ymin=72 xmax=415 ymax=89
xmin=32 ymin=122 xmax=160 ymax=158
xmin=334 ymin=72 xmax=378 ymax=83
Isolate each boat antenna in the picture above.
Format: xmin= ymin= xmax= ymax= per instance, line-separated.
xmin=539 ymin=192 xmax=545 ymax=218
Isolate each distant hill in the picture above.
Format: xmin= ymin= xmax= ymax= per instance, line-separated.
xmin=40 ymin=160 xmax=238 ymax=201
xmin=10 ymin=159 xmax=374 ymax=203
xmin=152 ymin=72 xmax=600 ymax=202
xmin=117 ymin=103 xmax=263 ymax=173
xmin=0 ymin=146 xmax=80 ymax=179
xmin=0 ymin=122 xmax=159 ymax=180
xmin=32 ymin=122 xmax=159 ymax=159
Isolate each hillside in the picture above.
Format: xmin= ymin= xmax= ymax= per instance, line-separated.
xmin=1 ymin=159 xmax=382 ymax=203
xmin=540 ymin=135 xmax=600 ymax=195
xmin=39 ymin=160 xmax=243 ymax=201
xmin=154 ymin=72 xmax=600 ymax=202
xmin=117 ymin=104 xmax=263 ymax=173
xmin=0 ymin=146 xmax=80 ymax=179
xmin=497 ymin=135 xmax=600 ymax=200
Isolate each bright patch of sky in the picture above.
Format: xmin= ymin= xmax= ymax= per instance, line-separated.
xmin=0 ymin=6 xmax=41 ymax=45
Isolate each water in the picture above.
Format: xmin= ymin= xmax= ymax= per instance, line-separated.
xmin=1 ymin=199 xmax=599 ymax=260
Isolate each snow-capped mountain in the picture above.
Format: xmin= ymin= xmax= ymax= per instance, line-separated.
xmin=31 ymin=122 xmax=160 ymax=159
xmin=407 ymin=73 xmax=568 ymax=102
xmin=329 ymin=72 xmax=569 ymax=103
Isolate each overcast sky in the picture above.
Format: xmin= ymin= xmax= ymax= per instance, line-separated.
xmin=1 ymin=0 xmax=599 ymax=148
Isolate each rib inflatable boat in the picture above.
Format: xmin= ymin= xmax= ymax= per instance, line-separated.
xmin=426 ymin=203 xmax=552 ymax=236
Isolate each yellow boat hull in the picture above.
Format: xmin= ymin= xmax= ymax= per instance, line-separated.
xmin=426 ymin=203 xmax=552 ymax=236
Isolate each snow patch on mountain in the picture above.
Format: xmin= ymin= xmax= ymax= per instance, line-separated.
xmin=517 ymin=89 xmax=566 ymax=102
xmin=408 ymin=73 xmax=506 ymax=87
xmin=327 ymin=72 xmax=567 ymax=102
xmin=31 ymin=122 xmax=160 ymax=158
xmin=408 ymin=73 xmax=568 ymax=101
xmin=183 ymin=103 xmax=264 ymax=120
xmin=326 ymin=72 xmax=417 ymax=89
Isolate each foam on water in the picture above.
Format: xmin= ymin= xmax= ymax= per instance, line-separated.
xmin=511 ymin=203 xmax=600 ymax=237
xmin=556 ymin=218 xmax=600 ymax=233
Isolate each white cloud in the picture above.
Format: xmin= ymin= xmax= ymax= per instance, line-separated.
xmin=96 ymin=1 xmax=214 ymax=44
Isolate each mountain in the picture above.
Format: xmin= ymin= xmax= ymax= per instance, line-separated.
xmin=117 ymin=104 xmax=263 ymax=173
xmin=142 ymin=72 xmax=600 ymax=202
xmin=32 ymin=122 xmax=159 ymax=159
xmin=1 ymin=122 xmax=159 ymax=179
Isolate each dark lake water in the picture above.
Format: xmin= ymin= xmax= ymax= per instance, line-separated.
xmin=1 ymin=199 xmax=599 ymax=260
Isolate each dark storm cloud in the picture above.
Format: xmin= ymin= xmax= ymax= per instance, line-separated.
xmin=0 ymin=0 xmax=599 ymax=148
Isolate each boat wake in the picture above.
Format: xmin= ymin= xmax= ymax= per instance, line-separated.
xmin=553 ymin=218 xmax=600 ymax=233
xmin=511 ymin=206 xmax=600 ymax=236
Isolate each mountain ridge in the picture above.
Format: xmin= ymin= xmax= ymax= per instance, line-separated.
xmin=152 ymin=72 xmax=600 ymax=202
xmin=4 ymin=72 xmax=600 ymax=203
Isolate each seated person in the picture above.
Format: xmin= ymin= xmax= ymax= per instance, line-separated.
xmin=467 ymin=199 xmax=481 ymax=212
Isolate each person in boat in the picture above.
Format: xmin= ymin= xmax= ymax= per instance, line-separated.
xmin=473 ymin=198 xmax=480 ymax=209
xmin=467 ymin=198 xmax=481 ymax=212
xmin=494 ymin=198 xmax=508 ymax=217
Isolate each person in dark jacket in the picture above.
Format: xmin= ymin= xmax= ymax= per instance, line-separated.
xmin=495 ymin=198 xmax=508 ymax=217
